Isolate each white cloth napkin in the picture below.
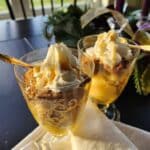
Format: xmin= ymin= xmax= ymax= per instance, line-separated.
xmin=12 ymin=101 xmax=150 ymax=150
xmin=70 ymin=100 xmax=137 ymax=150
xmin=114 ymin=121 xmax=150 ymax=150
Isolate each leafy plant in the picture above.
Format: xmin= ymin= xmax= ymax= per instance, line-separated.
xmin=133 ymin=30 xmax=150 ymax=95
xmin=126 ymin=9 xmax=141 ymax=31
xmin=44 ymin=5 xmax=85 ymax=47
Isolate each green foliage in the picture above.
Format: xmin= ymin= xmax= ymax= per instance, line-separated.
xmin=44 ymin=5 xmax=85 ymax=48
xmin=133 ymin=61 xmax=142 ymax=95
xmin=134 ymin=54 xmax=150 ymax=95
xmin=134 ymin=30 xmax=150 ymax=45
xmin=126 ymin=9 xmax=141 ymax=31
xmin=141 ymin=65 xmax=150 ymax=95
xmin=133 ymin=30 xmax=150 ymax=95
xmin=133 ymin=53 xmax=149 ymax=95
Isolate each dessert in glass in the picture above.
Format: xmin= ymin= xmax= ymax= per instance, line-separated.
xmin=78 ymin=30 xmax=140 ymax=119
xmin=14 ymin=43 xmax=93 ymax=136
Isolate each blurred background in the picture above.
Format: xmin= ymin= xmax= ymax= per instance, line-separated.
xmin=0 ymin=0 xmax=144 ymax=20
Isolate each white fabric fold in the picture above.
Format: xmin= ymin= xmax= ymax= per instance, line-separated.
xmin=115 ymin=121 xmax=150 ymax=150
xmin=12 ymin=100 xmax=150 ymax=150
xmin=70 ymin=100 xmax=137 ymax=150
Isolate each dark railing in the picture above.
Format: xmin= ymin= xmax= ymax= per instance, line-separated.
xmin=20 ymin=0 xmax=27 ymax=19
xmin=30 ymin=0 xmax=36 ymax=17
xmin=5 ymin=0 xmax=15 ymax=20
xmin=41 ymin=0 xmax=45 ymax=16
xmin=5 ymin=0 xmax=75 ymax=20
xmin=5 ymin=0 xmax=150 ymax=20
xmin=50 ymin=0 xmax=54 ymax=13
xmin=61 ymin=0 xmax=63 ymax=7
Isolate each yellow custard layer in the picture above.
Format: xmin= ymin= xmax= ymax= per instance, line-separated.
xmin=89 ymin=68 xmax=130 ymax=105
xmin=22 ymin=67 xmax=91 ymax=136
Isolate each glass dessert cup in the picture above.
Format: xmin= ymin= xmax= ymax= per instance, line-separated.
xmin=78 ymin=34 xmax=140 ymax=120
xmin=14 ymin=47 xmax=93 ymax=137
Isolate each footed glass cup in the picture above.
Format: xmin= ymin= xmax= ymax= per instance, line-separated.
xmin=14 ymin=48 xmax=93 ymax=136
xmin=78 ymin=35 xmax=140 ymax=120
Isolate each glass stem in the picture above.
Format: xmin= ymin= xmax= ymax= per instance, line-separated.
xmin=101 ymin=104 xmax=109 ymax=114
xmin=97 ymin=102 xmax=120 ymax=121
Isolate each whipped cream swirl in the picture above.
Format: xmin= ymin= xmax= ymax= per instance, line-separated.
xmin=33 ymin=43 xmax=81 ymax=91
xmin=88 ymin=30 xmax=133 ymax=69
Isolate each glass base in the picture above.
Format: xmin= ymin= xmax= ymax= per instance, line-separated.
xmin=98 ymin=103 xmax=120 ymax=121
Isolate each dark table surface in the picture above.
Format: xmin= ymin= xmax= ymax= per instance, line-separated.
xmin=0 ymin=16 xmax=150 ymax=150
